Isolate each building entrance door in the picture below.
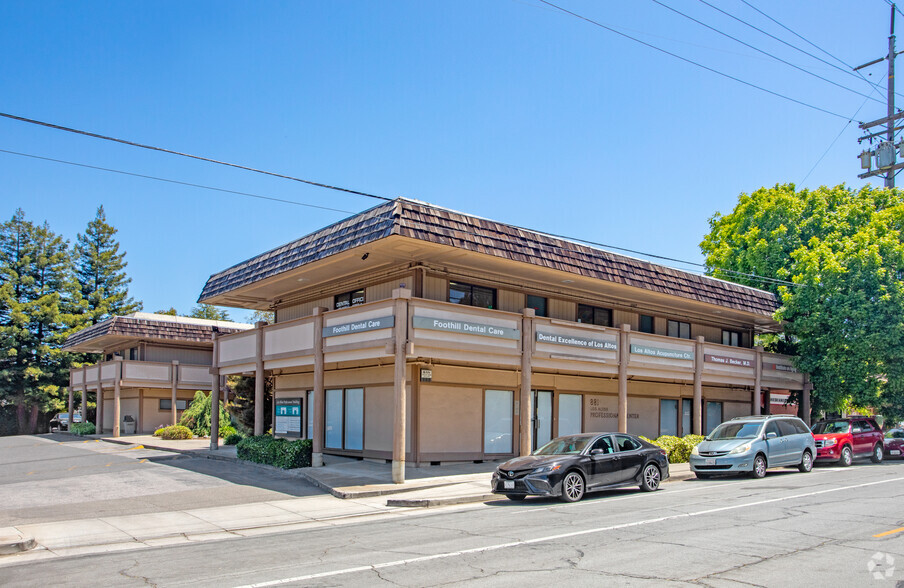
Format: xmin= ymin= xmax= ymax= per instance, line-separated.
xmin=532 ymin=390 xmax=553 ymax=451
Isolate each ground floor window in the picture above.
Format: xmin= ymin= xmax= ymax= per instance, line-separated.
xmin=660 ymin=399 xmax=678 ymax=437
xmin=159 ymin=399 xmax=187 ymax=411
xmin=558 ymin=393 xmax=582 ymax=436
xmin=533 ymin=390 xmax=553 ymax=450
xmin=682 ymin=398 xmax=692 ymax=435
xmin=705 ymin=401 xmax=723 ymax=435
xmin=325 ymin=388 xmax=364 ymax=450
xmin=484 ymin=389 xmax=513 ymax=453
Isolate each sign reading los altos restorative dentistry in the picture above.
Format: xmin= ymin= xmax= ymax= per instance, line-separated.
xmin=536 ymin=331 xmax=618 ymax=351
xmin=322 ymin=316 xmax=394 ymax=338
xmin=630 ymin=344 xmax=694 ymax=361
xmin=412 ymin=316 xmax=519 ymax=340
xmin=704 ymin=354 xmax=753 ymax=368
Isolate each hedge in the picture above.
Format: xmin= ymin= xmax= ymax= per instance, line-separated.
xmin=236 ymin=435 xmax=312 ymax=469
xmin=70 ymin=422 xmax=96 ymax=436
xmin=153 ymin=425 xmax=193 ymax=440
xmin=224 ymin=432 xmax=244 ymax=445
xmin=641 ymin=434 xmax=705 ymax=463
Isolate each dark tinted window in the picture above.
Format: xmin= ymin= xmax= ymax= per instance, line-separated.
xmin=639 ymin=315 xmax=654 ymax=334
xmin=449 ymin=282 xmax=496 ymax=309
xmin=590 ymin=435 xmax=614 ymax=454
xmin=777 ymin=420 xmax=800 ymax=437
xmin=766 ymin=421 xmax=782 ymax=437
xmin=722 ymin=330 xmax=741 ymax=347
xmin=615 ymin=435 xmax=641 ymax=452
xmin=577 ymin=304 xmax=611 ymax=327
xmin=526 ymin=294 xmax=547 ymax=317
xmin=667 ymin=320 xmax=691 ymax=339
xmin=335 ymin=288 xmax=365 ymax=310
xmin=859 ymin=420 xmax=874 ymax=432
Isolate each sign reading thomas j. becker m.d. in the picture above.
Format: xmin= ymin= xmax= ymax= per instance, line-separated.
xmin=705 ymin=354 xmax=753 ymax=368
xmin=413 ymin=316 xmax=520 ymax=340
xmin=536 ymin=331 xmax=617 ymax=351
xmin=631 ymin=344 xmax=694 ymax=361
xmin=322 ymin=316 xmax=394 ymax=338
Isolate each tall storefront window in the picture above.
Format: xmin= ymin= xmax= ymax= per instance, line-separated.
xmin=558 ymin=394 xmax=582 ymax=436
xmin=324 ymin=388 xmax=365 ymax=450
xmin=705 ymin=401 xmax=723 ymax=435
xmin=682 ymin=398 xmax=692 ymax=436
xmin=335 ymin=288 xmax=365 ymax=310
xmin=667 ymin=320 xmax=691 ymax=339
xmin=325 ymin=389 xmax=343 ymax=448
xmin=449 ymin=281 xmax=496 ymax=309
xmin=345 ymin=388 xmax=364 ymax=450
xmin=660 ymin=399 xmax=678 ymax=437
xmin=306 ymin=390 xmax=314 ymax=440
xmin=577 ymin=304 xmax=611 ymax=327
xmin=526 ymin=295 xmax=547 ymax=317
xmin=533 ymin=390 xmax=553 ymax=450
xmin=484 ymin=389 xmax=513 ymax=453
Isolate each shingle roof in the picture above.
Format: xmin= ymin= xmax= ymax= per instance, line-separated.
xmin=64 ymin=313 xmax=252 ymax=351
xmin=199 ymin=198 xmax=777 ymax=316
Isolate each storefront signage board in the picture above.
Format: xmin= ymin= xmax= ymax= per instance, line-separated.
xmin=412 ymin=316 xmax=520 ymax=340
xmin=322 ymin=316 xmax=394 ymax=338
xmin=630 ymin=344 xmax=694 ymax=361
xmin=274 ymin=398 xmax=302 ymax=437
xmin=704 ymin=354 xmax=753 ymax=368
xmin=764 ymin=362 xmax=798 ymax=373
xmin=536 ymin=331 xmax=617 ymax=351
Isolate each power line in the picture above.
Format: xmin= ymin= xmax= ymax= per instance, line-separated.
xmin=536 ymin=0 xmax=851 ymax=120
xmin=0 ymin=148 xmax=358 ymax=215
xmin=0 ymin=112 xmax=393 ymax=203
xmin=653 ymin=0 xmax=883 ymax=104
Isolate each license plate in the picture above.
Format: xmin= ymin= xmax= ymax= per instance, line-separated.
xmin=503 ymin=480 xmax=514 ymax=489
xmin=705 ymin=458 xmax=716 ymax=465
xmin=891 ymin=450 xmax=901 ymax=456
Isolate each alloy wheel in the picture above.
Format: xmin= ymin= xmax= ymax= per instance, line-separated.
xmin=750 ymin=455 xmax=767 ymax=479
xmin=561 ymin=472 xmax=585 ymax=502
xmin=798 ymin=450 xmax=813 ymax=473
xmin=641 ymin=464 xmax=661 ymax=491
xmin=839 ymin=446 xmax=853 ymax=467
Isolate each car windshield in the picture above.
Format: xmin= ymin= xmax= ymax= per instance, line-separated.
xmin=812 ymin=421 xmax=849 ymax=434
xmin=708 ymin=422 xmax=762 ymax=440
xmin=533 ymin=436 xmax=592 ymax=455
xmin=886 ymin=429 xmax=904 ymax=439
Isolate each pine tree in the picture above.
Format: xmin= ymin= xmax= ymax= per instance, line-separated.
xmin=74 ymin=206 xmax=141 ymax=324
xmin=0 ymin=210 xmax=81 ymax=433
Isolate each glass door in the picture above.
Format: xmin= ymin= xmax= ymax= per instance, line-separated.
xmin=558 ymin=394 xmax=582 ymax=437
xmin=659 ymin=399 xmax=678 ymax=437
xmin=484 ymin=390 xmax=514 ymax=454
xmin=532 ymin=390 xmax=553 ymax=450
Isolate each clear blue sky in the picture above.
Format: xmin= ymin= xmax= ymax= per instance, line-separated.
xmin=0 ymin=1 xmax=896 ymax=322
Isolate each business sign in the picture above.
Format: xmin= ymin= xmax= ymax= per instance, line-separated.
xmin=322 ymin=316 xmax=394 ymax=338
xmin=412 ymin=316 xmax=519 ymax=340
xmin=630 ymin=344 xmax=694 ymax=361
xmin=765 ymin=362 xmax=798 ymax=373
xmin=704 ymin=354 xmax=753 ymax=368
xmin=536 ymin=331 xmax=617 ymax=351
xmin=274 ymin=398 xmax=302 ymax=437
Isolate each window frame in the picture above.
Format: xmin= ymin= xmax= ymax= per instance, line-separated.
xmin=525 ymin=294 xmax=548 ymax=317
xmin=667 ymin=319 xmax=691 ymax=339
xmin=334 ymin=288 xmax=366 ymax=310
xmin=722 ymin=329 xmax=741 ymax=347
xmin=639 ymin=314 xmax=655 ymax=334
xmin=449 ymin=281 xmax=497 ymax=310
xmin=159 ymin=399 xmax=187 ymax=411
xmin=577 ymin=304 xmax=612 ymax=327
xmin=324 ymin=387 xmax=365 ymax=451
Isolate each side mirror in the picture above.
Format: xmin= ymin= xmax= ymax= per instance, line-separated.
xmin=766 ymin=431 xmax=777 ymax=439
xmin=590 ymin=449 xmax=604 ymax=456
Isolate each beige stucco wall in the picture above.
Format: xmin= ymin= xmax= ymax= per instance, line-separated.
xmin=418 ymin=385 xmax=483 ymax=455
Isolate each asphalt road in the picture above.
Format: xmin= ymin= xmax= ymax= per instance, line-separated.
xmin=4 ymin=457 xmax=903 ymax=587
xmin=0 ymin=435 xmax=322 ymax=527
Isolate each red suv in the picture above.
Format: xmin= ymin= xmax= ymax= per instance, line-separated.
xmin=811 ymin=418 xmax=884 ymax=466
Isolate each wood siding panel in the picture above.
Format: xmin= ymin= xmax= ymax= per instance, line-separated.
xmin=144 ymin=346 xmax=212 ymax=365
xmin=277 ymin=297 xmax=332 ymax=322
xmin=694 ymin=324 xmax=722 ymax=343
xmin=612 ymin=309 xmax=636 ymax=330
xmin=424 ymin=276 xmax=446 ymax=301
xmin=366 ymin=277 xmax=411 ymax=303
xmin=497 ymin=289 xmax=523 ymax=313
xmin=548 ymin=299 xmax=575 ymax=321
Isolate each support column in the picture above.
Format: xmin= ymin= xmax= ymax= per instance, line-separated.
xmin=113 ymin=357 xmax=122 ymax=437
xmin=753 ymin=345 xmax=763 ymax=416
xmin=618 ymin=324 xmax=630 ymax=433
xmin=693 ymin=336 xmax=704 ymax=435
xmin=171 ymin=361 xmax=179 ymax=426
xmin=519 ymin=308 xmax=535 ymax=456
xmin=254 ymin=321 xmax=266 ymax=436
xmin=763 ymin=390 xmax=772 ymax=415
xmin=312 ymin=307 xmax=327 ymax=467
xmin=96 ymin=385 xmax=104 ymax=435
xmin=81 ymin=365 xmax=87 ymax=429
xmin=392 ymin=288 xmax=411 ymax=484
xmin=210 ymin=332 xmax=220 ymax=451
xmin=67 ymin=387 xmax=74 ymax=432
xmin=802 ymin=375 xmax=813 ymax=426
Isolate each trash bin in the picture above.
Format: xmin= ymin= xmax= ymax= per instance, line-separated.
xmin=122 ymin=415 xmax=136 ymax=435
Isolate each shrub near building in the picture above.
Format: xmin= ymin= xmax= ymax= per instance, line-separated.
xmin=236 ymin=435 xmax=312 ymax=469
xmin=642 ymin=435 xmax=705 ymax=463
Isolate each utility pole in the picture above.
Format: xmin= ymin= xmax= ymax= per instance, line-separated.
xmin=857 ymin=3 xmax=901 ymax=188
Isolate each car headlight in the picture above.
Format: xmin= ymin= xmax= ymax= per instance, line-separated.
xmin=823 ymin=438 xmax=837 ymax=447
xmin=691 ymin=445 xmax=700 ymax=456
xmin=729 ymin=443 xmax=752 ymax=455
xmin=531 ymin=464 xmax=562 ymax=475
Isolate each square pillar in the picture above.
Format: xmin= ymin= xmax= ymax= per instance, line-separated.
xmin=519 ymin=308 xmax=535 ymax=456
xmin=392 ymin=288 xmax=411 ymax=484
xmin=311 ymin=307 xmax=327 ymax=467
xmin=693 ymin=336 xmax=704 ymax=435
xmin=67 ymin=387 xmax=74 ymax=432
xmin=753 ymin=345 xmax=763 ymax=416
xmin=171 ymin=361 xmax=179 ymax=426
xmin=210 ymin=332 xmax=220 ymax=450
xmin=96 ymin=385 xmax=104 ymax=435
xmin=618 ymin=325 xmax=630 ymax=433
xmin=254 ymin=321 xmax=266 ymax=436
xmin=113 ymin=358 xmax=122 ymax=437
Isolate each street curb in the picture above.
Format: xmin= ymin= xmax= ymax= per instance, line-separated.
xmin=0 ymin=533 xmax=36 ymax=556
xmin=298 ymin=471 xmax=468 ymax=500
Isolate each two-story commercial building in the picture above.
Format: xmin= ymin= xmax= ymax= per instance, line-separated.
xmin=198 ymin=198 xmax=807 ymax=482
xmin=66 ymin=312 xmax=252 ymax=435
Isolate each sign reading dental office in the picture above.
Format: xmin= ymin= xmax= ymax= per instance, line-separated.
xmin=630 ymin=344 xmax=694 ymax=361
xmin=704 ymin=354 xmax=753 ymax=368
xmin=412 ymin=316 xmax=519 ymax=340
xmin=536 ymin=331 xmax=617 ymax=351
xmin=322 ymin=316 xmax=394 ymax=338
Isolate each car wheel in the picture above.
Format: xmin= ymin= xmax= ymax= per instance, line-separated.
xmin=560 ymin=471 xmax=585 ymax=503
xmin=871 ymin=444 xmax=884 ymax=463
xmin=695 ymin=473 xmax=713 ymax=479
xmin=749 ymin=454 xmax=767 ymax=479
xmin=639 ymin=464 xmax=661 ymax=492
xmin=506 ymin=494 xmax=526 ymax=502
xmin=798 ymin=450 xmax=813 ymax=473
xmin=838 ymin=446 xmax=853 ymax=467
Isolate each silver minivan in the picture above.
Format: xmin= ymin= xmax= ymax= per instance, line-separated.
xmin=689 ymin=415 xmax=816 ymax=479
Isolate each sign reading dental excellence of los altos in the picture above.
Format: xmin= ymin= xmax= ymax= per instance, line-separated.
xmin=535 ymin=331 xmax=618 ymax=351
xmin=412 ymin=316 xmax=520 ymax=339
xmin=322 ymin=316 xmax=394 ymax=338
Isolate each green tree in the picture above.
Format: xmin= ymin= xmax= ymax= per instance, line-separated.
xmin=701 ymin=184 xmax=904 ymax=419
xmin=189 ymin=304 xmax=230 ymax=321
xmin=155 ymin=307 xmax=179 ymax=316
xmin=74 ymin=206 xmax=141 ymax=324
xmin=179 ymin=390 xmax=231 ymax=437
xmin=227 ymin=374 xmax=273 ymax=434
xmin=0 ymin=210 xmax=82 ymax=433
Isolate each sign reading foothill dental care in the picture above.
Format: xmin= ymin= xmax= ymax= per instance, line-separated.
xmin=630 ymin=344 xmax=694 ymax=361
xmin=322 ymin=316 xmax=394 ymax=338
xmin=705 ymin=354 xmax=753 ymax=368
xmin=413 ymin=316 xmax=519 ymax=340
xmin=536 ymin=331 xmax=617 ymax=351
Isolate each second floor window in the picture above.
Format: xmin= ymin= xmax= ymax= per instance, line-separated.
xmin=639 ymin=315 xmax=654 ymax=334
xmin=577 ymin=304 xmax=612 ymax=327
xmin=526 ymin=294 xmax=547 ymax=317
xmin=335 ymin=288 xmax=365 ymax=310
xmin=667 ymin=320 xmax=691 ymax=339
xmin=449 ymin=281 xmax=496 ymax=309
xmin=722 ymin=330 xmax=741 ymax=347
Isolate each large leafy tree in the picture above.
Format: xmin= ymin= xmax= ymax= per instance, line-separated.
xmin=0 ymin=210 xmax=83 ymax=433
xmin=189 ymin=304 xmax=230 ymax=321
xmin=701 ymin=184 xmax=904 ymax=421
xmin=74 ymin=206 xmax=141 ymax=324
